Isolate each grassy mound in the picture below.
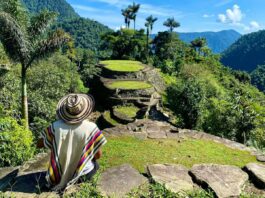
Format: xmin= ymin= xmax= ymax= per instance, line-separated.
xmin=100 ymin=60 xmax=144 ymax=72
xmin=102 ymin=111 xmax=119 ymax=126
xmin=106 ymin=80 xmax=152 ymax=90
xmin=114 ymin=105 xmax=139 ymax=118
xmin=99 ymin=136 xmax=257 ymax=173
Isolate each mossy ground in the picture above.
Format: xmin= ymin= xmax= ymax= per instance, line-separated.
xmin=102 ymin=111 xmax=119 ymax=126
xmin=100 ymin=60 xmax=144 ymax=72
xmin=114 ymin=106 xmax=139 ymax=118
xmin=106 ymin=80 xmax=152 ymax=90
xmin=99 ymin=136 xmax=257 ymax=173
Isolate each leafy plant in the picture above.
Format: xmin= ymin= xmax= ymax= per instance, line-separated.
xmin=0 ymin=116 xmax=34 ymax=167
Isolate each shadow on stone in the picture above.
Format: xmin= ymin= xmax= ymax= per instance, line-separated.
xmin=0 ymin=168 xmax=19 ymax=191
xmin=8 ymin=171 xmax=48 ymax=194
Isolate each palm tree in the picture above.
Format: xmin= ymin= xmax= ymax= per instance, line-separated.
xmin=121 ymin=8 xmax=131 ymax=28
xmin=128 ymin=2 xmax=140 ymax=30
xmin=0 ymin=0 xmax=70 ymax=129
xmin=145 ymin=15 xmax=157 ymax=53
xmin=163 ymin=17 xmax=180 ymax=32
xmin=191 ymin=37 xmax=207 ymax=56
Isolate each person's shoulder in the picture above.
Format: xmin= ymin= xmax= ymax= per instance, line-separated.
xmin=82 ymin=120 xmax=98 ymax=129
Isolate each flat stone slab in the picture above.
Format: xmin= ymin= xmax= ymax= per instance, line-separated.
xmin=147 ymin=164 xmax=193 ymax=193
xmin=190 ymin=164 xmax=248 ymax=198
xmin=256 ymin=155 xmax=265 ymax=162
xmin=244 ymin=163 xmax=265 ymax=189
xmin=0 ymin=167 xmax=19 ymax=191
xmin=98 ymin=164 xmax=147 ymax=197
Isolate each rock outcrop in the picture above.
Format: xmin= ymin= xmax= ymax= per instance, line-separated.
xmin=190 ymin=164 xmax=249 ymax=198
xmin=244 ymin=163 xmax=265 ymax=189
xmin=147 ymin=164 xmax=194 ymax=194
xmin=98 ymin=164 xmax=147 ymax=197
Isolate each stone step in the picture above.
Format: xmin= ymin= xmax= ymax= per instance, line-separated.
xmin=244 ymin=163 xmax=265 ymax=189
xmin=147 ymin=164 xmax=194 ymax=194
xmin=98 ymin=164 xmax=148 ymax=198
xmin=189 ymin=164 xmax=249 ymax=198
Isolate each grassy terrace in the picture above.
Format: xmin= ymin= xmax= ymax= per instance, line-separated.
xmin=106 ymin=80 xmax=152 ymax=90
xmin=114 ymin=106 xmax=139 ymax=118
xmin=100 ymin=60 xmax=144 ymax=72
xmin=103 ymin=111 xmax=119 ymax=126
xmin=99 ymin=136 xmax=258 ymax=173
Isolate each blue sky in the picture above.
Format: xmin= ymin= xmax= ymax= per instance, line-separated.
xmin=66 ymin=0 xmax=264 ymax=34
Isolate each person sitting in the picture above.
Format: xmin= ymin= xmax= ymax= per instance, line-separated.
xmin=37 ymin=94 xmax=107 ymax=191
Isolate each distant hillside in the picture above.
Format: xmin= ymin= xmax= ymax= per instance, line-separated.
xmin=56 ymin=18 xmax=111 ymax=50
xmin=22 ymin=0 xmax=79 ymax=21
xmin=178 ymin=30 xmax=241 ymax=53
xmin=22 ymin=0 xmax=112 ymax=50
xmin=221 ymin=30 xmax=265 ymax=72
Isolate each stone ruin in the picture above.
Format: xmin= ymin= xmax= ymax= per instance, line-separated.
xmin=90 ymin=60 xmax=170 ymax=128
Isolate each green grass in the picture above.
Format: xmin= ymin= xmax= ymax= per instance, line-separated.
xmin=99 ymin=136 xmax=257 ymax=173
xmin=103 ymin=111 xmax=119 ymax=126
xmin=100 ymin=60 xmax=144 ymax=72
xmin=106 ymin=80 xmax=152 ymax=90
xmin=114 ymin=106 xmax=139 ymax=118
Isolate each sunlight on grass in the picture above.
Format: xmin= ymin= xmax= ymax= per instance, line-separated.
xmin=100 ymin=60 xmax=144 ymax=72
xmin=99 ymin=136 xmax=257 ymax=173
xmin=106 ymin=80 xmax=152 ymax=90
xmin=114 ymin=106 xmax=139 ymax=118
xmin=103 ymin=111 xmax=119 ymax=126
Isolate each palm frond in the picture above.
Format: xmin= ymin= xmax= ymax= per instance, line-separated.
xmin=27 ymin=29 xmax=71 ymax=68
xmin=28 ymin=10 xmax=57 ymax=39
xmin=0 ymin=0 xmax=29 ymax=29
xmin=0 ymin=12 xmax=30 ymax=64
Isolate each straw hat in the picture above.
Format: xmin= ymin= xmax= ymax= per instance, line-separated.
xmin=56 ymin=94 xmax=95 ymax=124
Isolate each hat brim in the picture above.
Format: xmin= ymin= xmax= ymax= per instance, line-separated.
xmin=56 ymin=94 xmax=95 ymax=124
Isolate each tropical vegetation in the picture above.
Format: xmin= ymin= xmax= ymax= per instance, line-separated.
xmin=1 ymin=0 xmax=265 ymax=174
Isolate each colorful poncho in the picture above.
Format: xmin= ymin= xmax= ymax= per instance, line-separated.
xmin=41 ymin=119 xmax=107 ymax=190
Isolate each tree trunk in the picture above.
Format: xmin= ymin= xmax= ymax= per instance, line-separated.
xmin=21 ymin=65 xmax=29 ymax=129
xmin=146 ymin=28 xmax=149 ymax=54
xmin=134 ymin=19 xmax=136 ymax=31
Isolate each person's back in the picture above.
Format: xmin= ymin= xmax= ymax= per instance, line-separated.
xmin=39 ymin=94 xmax=106 ymax=191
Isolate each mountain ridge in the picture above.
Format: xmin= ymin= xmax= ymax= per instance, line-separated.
xmin=221 ymin=30 xmax=265 ymax=72
xmin=177 ymin=29 xmax=241 ymax=53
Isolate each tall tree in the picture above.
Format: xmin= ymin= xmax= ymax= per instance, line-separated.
xmin=191 ymin=37 xmax=207 ymax=56
xmin=128 ymin=2 xmax=140 ymax=30
xmin=0 ymin=0 xmax=70 ymax=129
xmin=163 ymin=17 xmax=180 ymax=32
xmin=145 ymin=15 xmax=157 ymax=53
xmin=121 ymin=8 xmax=131 ymax=28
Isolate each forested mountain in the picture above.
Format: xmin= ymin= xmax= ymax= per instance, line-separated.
xmin=56 ymin=18 xmax=111 ymax=50
xmin=178 ymin=30 xmax=241 ymax=53
xmin=221 ymin=30 xmax=265 ymax=72
xmin=22 ymin=0 xmax=112 ymax=50
xmin=22 ymin=0 xmax=79 ymax=21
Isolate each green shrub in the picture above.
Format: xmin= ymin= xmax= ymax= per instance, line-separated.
xmin=0 ymin=117 xmax=34 ymax=167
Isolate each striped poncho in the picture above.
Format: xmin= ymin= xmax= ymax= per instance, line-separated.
xmin=41 ymin=119 xmax=107 ymax=190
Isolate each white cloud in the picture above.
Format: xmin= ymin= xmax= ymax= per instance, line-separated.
xmin=203 ymin=14 xmax=214 ymax=18
xmin=217 ymin=4 xmax=261 ymax=32
xmin=214 ymin=0 xmax=234 ymax=7
xmin=226 ymin=4 xmax=242 ymax=23
xmin=218 ymin=4 xmax=243 ymax=24
xmin=218 ymin=14 xmax=226 ymax=23
xmin=250 ymin=21 xmax=260 ymax=29
xmin=88 ymin=0 xmax=183 ymax=17
xmin=72 ymin=4 xmax=102 ymax=12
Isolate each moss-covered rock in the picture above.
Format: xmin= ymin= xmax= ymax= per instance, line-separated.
xmin=112 ymin=105 xmax=140 ymax=123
